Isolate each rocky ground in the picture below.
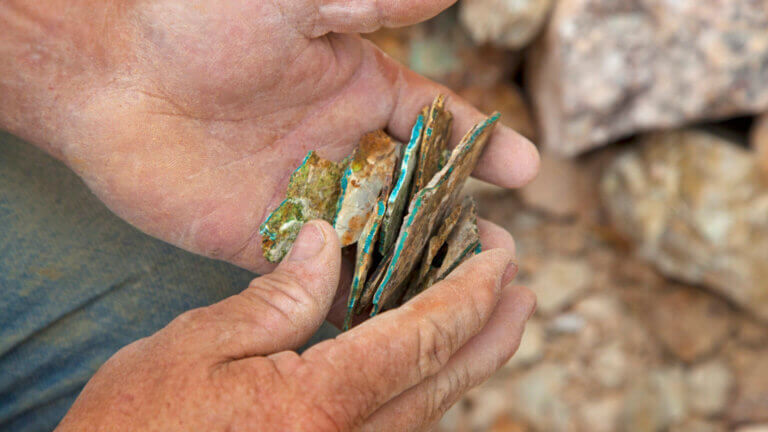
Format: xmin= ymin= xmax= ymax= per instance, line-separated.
xmin=365 ymin=2 xmax=768 ymax=431
xmin=438 ymin=182 xmax=768 ymax=431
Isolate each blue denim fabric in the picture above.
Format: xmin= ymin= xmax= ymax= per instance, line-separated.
xmin=0 ymin=133 xmax=337 ymax=431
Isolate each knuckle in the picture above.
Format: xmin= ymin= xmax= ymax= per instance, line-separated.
xmin=416 ymin=316 xmax=455 ymax=379
xmin=168 ymin=307 xmax=211 ymax=330
xmin=243 ymin=272 xmax=317 ymax=322
xmin=424 ymin=366 xmax=471 ymax=426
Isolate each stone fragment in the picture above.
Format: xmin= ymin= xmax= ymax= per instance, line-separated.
xmin=650 ymin=285 xmax=732 ymax=362
xmin=411 ymin=95 xmax=453 ymax=195
xmin=729 ymin=348 xmax=768 ymax=423
xmin=528 ymin=257 xmax=592 ymax=315
xmin=518 ymin=152 xmax=594 ymax=218
xmin=548 ymin=313 xmax=586 ymax=335
xmin=622 ymin=366 xmax=688 ymax=431
xmin=736 ymin=319 xmax=768 ymax=348
xmin=371 ymin=113 xmax=499 ymax=315
xmin=379 ymin=112 xmax=425 ymax=255
xmin=466 ymin=386 xmax=513 ymax=431
xmin=458 ymin=83 xmax=536 ymax=140
xmin=405 ymin=200 xmax=466 ymax=300
xmin=510 ymin=363 xmax=572 ymax=431
xmin=590 ymin=342 xmax=628 ymax=388
xmin=260 ymin=151 xmax=346 ymax=262
xmin=685 ymin=360 xmax=733 ymax=416
xmin=578 ymin=396 xmax=622 ymax=432
xmin=736 ymin=426 xmax=768 ymax=432
xmin=334 ymin=130 xmax=400 ymax=246
xmin=529 ymin=0 xmax=768 ymax=155
xmin=602 ymin=130 xmax=768 ymax=321
xmin=429 ymin=197 xmax=480 ymax=281
xmin=354 ymin=254 xmax=391 ymax=315
xmin=670 ymin=419 xmax=727 ymax=432
xmin=489 ymin=415 xmax=530 ymax=432
xmin=459 ymin=0 xmax=553 ymax=49
xmin=343 ymin=198 xmax=386 ymax=330
xmin=366 ymin=10 xmax=520 ymax=89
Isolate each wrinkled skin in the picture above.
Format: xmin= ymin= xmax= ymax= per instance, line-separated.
xmin=55 ymin=221 xmax=536 ymax=431
xmin=0 ymin=0 xmax=539 ymax=274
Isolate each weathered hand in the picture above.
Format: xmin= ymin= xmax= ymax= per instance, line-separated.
xmin=55 ymin=221 xmax=535 ymax=431
xmin=1 ymin=0 xmax=539 ymax=273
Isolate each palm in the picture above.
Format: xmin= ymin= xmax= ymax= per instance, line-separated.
xmin=64 ymin=0 xmax=538 ymax=273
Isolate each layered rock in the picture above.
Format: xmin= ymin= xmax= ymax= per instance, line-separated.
xmin=529 ymin=0 xmax=768 ymax=155
xmin=601 ymin=130 xmax=768 ymax=321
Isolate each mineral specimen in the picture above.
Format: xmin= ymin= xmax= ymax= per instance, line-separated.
xmin=371 ymin=112 xmax=498 ymax=315
xmin=334 ymin=130 xmax=400 ymax=246
xmin=344 ymin=197 xmax=386 ymax=330
xmin=259 ymin=151 xmax=346 ymax=262
xmin=260 ymin=95 xmax=499 ymax=326
xmin=379 ymin=111 xmax=425 ymax=256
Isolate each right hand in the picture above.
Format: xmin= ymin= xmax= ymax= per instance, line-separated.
xmin=56 ymin=221 xmax=536 ymax=431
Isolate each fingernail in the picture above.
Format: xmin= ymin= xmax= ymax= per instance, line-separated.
xmin=286 ymin=222 xmax=325 ymax=261
xmin=526 ymin=298 xmax=537 ymax=320
xmin=500 ymin=261 xmax=518 ymax=287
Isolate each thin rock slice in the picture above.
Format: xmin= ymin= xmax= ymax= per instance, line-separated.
xmin=354 ymin=254 xmax=392 ymax=315
xmin=260 ymin=151 xmax=346 ymax=262
xmin=402 ymin=197 xmax=480 ymax=304
xmin=379 ymin=112 xmax=426 ymax=256
xmin=411 ymin=95 xmax=453 ymax=195
xmin=432 ymin=196 xmax=481 ymax=282
xmin=410 ymin=200 xmax=466 ymax=293
xmin=371 ymin=112 xmax=500 ymax=315
xmin=334 ymin=130 xmax=401 ymax=246
xmin=344 ymin=197 xmax=386 ymax=330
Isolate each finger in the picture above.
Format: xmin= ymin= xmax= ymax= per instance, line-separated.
xmin=292 ymin=249 xmax=514 ymax=428
xmin=477 ymin=218 xmax=516 ymax=258
xmin=362 ymin=285 xmax=536 ymax=431
xmin=379 ymin=46 xmax=540 ymax=188
xmin=188 ymin=220 xmax=341 ymax=358
xmin=302 ymin=0 xmax=458 ymax=37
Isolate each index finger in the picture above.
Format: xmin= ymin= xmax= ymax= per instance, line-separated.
xmin=298 ymin=248 xmax=515 ymax=427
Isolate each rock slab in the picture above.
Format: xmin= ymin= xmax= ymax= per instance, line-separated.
xmin=601 ymin=130 xmax=768 ymax=321
xmin=529 ymin=0 xmax=768 ymax=156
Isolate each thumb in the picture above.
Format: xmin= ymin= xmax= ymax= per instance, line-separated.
xmin=206 ymin=220 xmax=341 ymax=357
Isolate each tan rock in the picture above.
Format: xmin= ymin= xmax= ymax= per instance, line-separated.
xmin=458 ymin=83 xmax=536 ymax=140
xmin=685 ymin=360 xmax=733 ymax=416
xmin=729 ymin=349 xmax=768 ymax=423
xmin=529 ymin=0 xmax=768 ymax=155
xmin=578 ymin=396 xmax=623 ymax=432
xmin=528 ymin=257 xmax=592 ymax=315
xmin=459 ymin=0 xmax=553 ymax=49
xmin=602 ymin=130 xmax=768 ymax=321
xmin=518 ymin=152 xmax=594 ymax=218
xmin=651 ymin=286 xmax=732 ymax=362
xmin=511 ymin=363 xmax=573 ymax=430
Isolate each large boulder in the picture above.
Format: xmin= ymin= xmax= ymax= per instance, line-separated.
xmin=601 ymin=130 xmax=768 ymax=321
xmin=529 ymin=0 xmax=768 ymax=156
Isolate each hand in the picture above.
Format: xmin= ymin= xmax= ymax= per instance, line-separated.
xmin=0 ymin=0 xmax=539 ymax=274
xmin=56 ymin=221 xmax=536 ymax=431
